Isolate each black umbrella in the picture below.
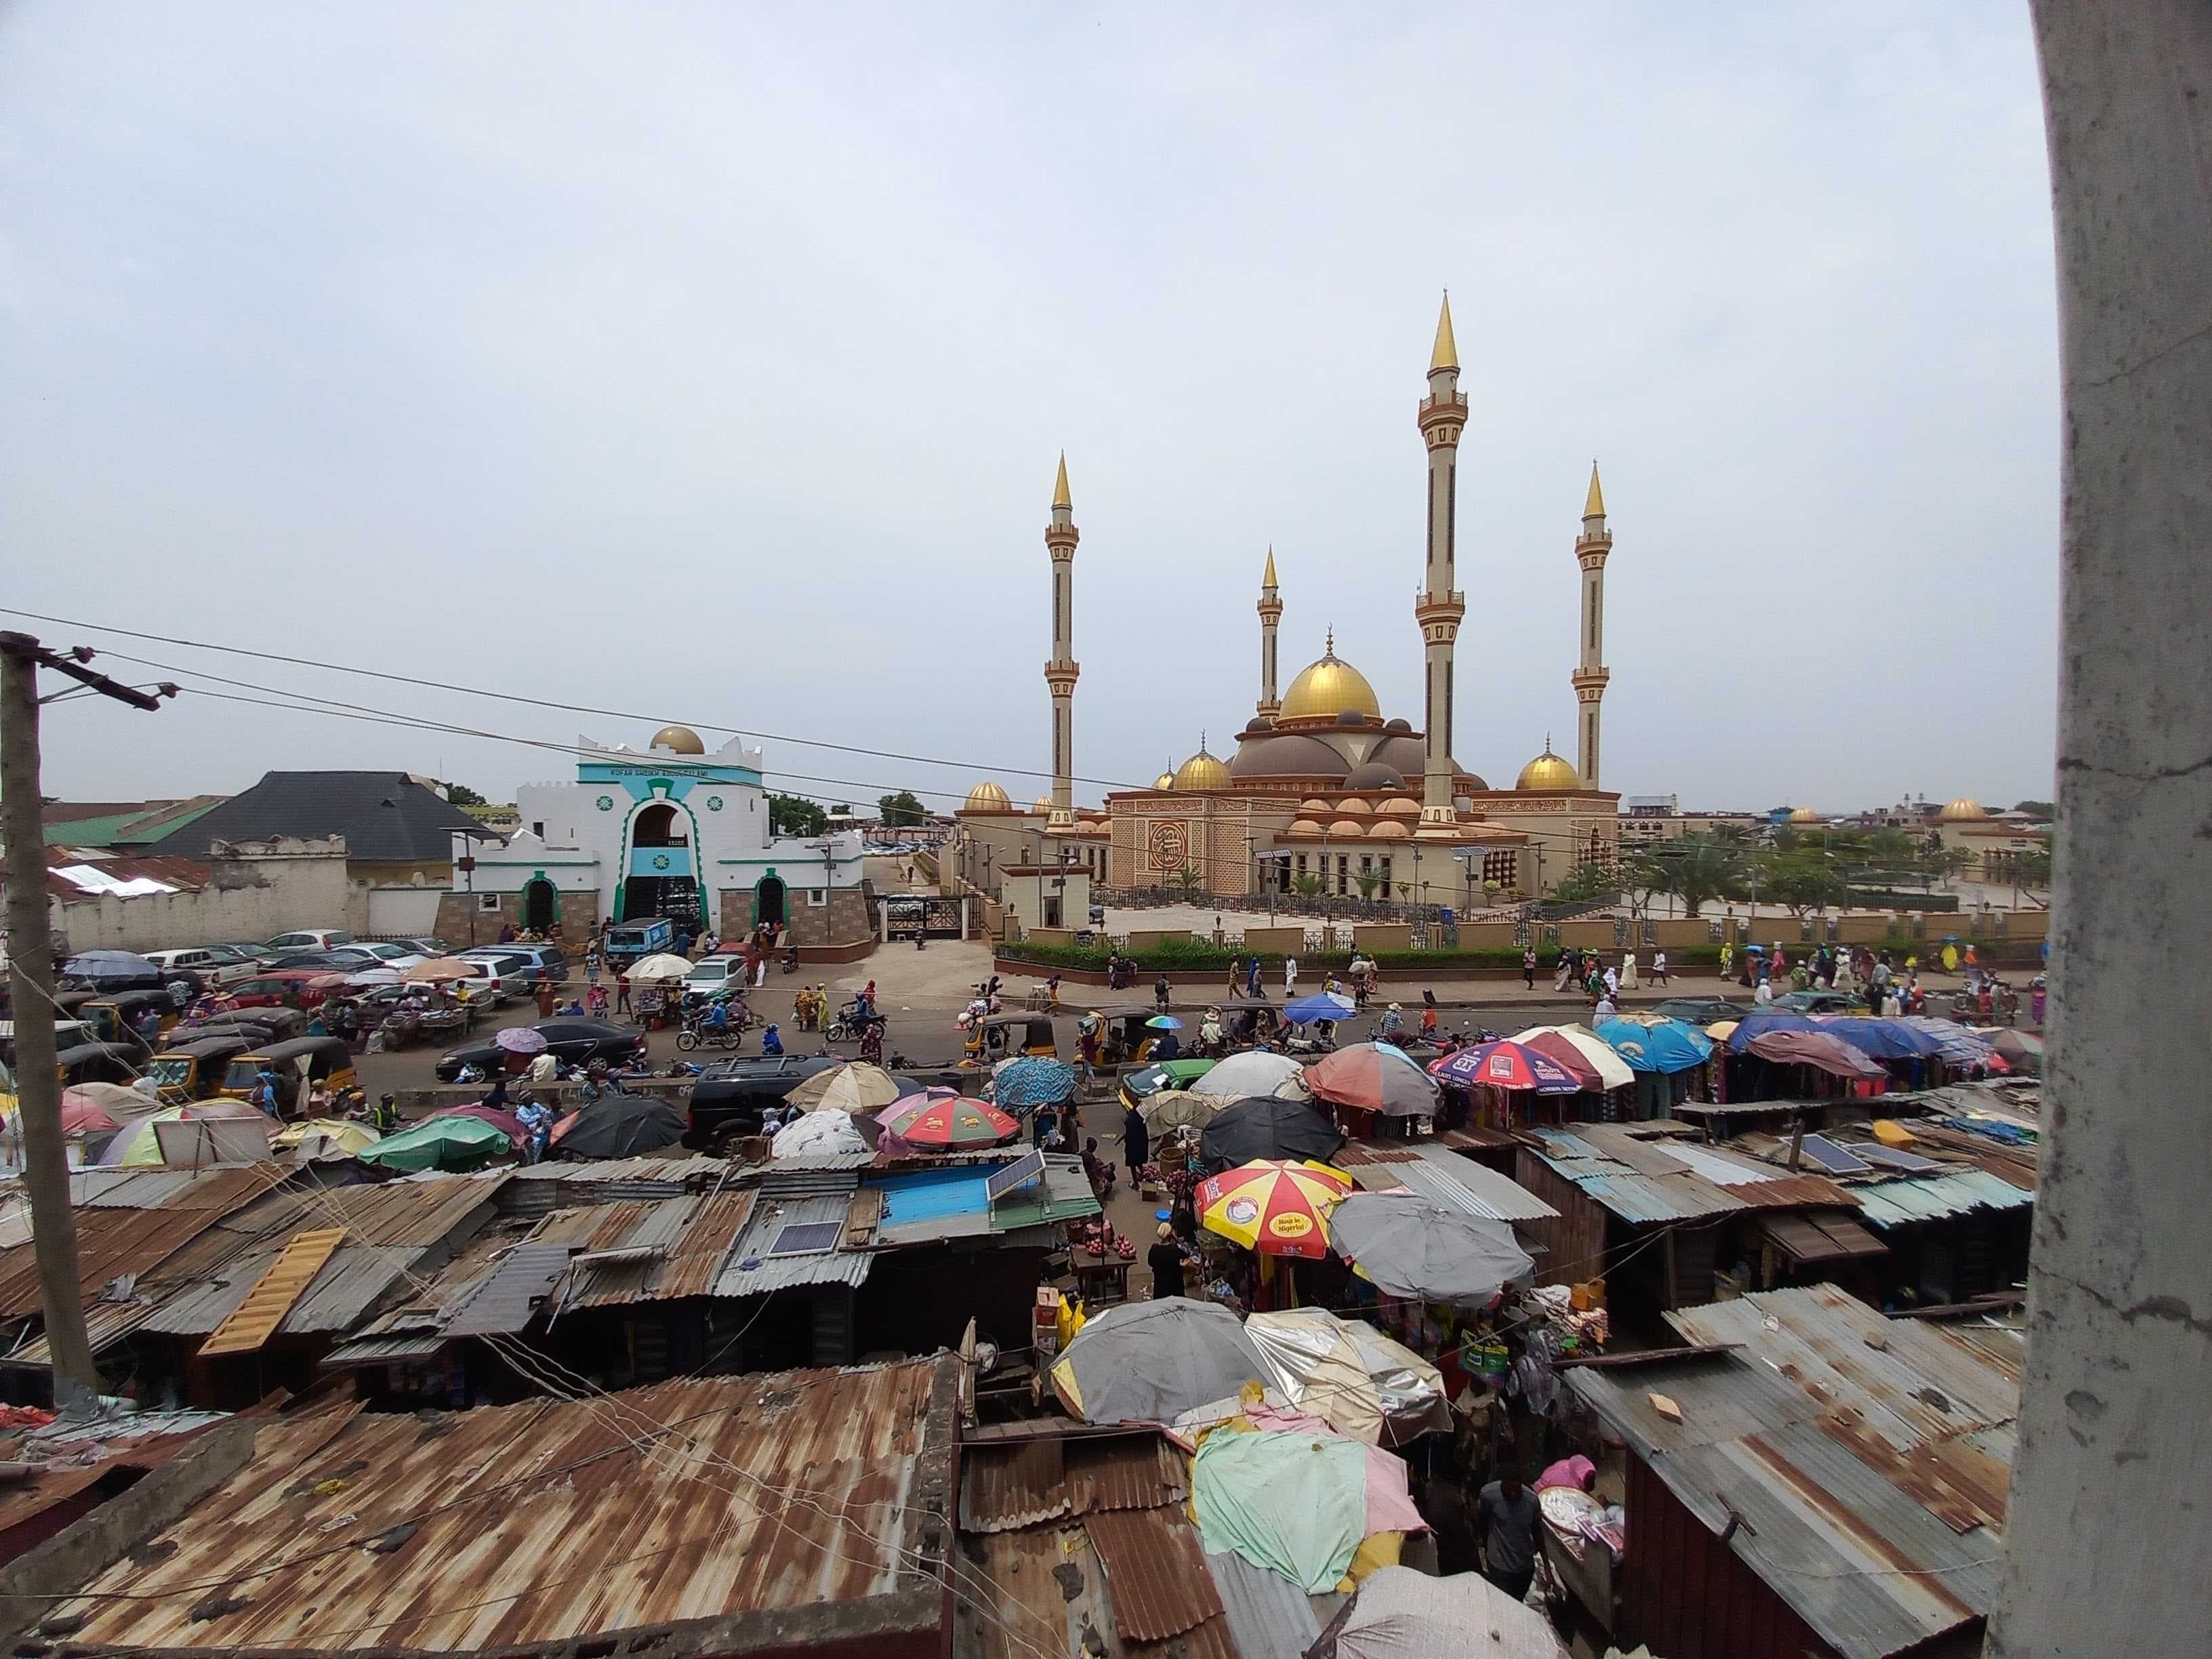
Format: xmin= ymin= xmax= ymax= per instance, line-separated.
xmin=1199 ymin=1096 xmax=1343 ymax=1172
xmin=552 ymin=1095 xmax=689 ymax=1159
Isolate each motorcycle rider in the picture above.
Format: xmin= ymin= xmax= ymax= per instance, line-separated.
xmin=760 ymin=1023 xmax=783 ymax=1057
xmin=703 ymin=998 xmax=732 ymax=1041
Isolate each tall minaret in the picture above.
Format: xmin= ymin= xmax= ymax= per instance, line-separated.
xmin=1044 ymin=453 xmax=1080 ymax=827
xmin=1572 ymin=462 xmax=1612 ymax=790
xmin=1256 ymin=546 xmax=1282 ymax=718
xmin=1415 ymin=292 xmax=1469 ymax=829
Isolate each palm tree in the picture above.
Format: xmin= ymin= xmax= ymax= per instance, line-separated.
xmin=1168 ymin=863 xmax=1205 ymax=901
xmin=1291 ymin=873 xmax=1328 ymax=901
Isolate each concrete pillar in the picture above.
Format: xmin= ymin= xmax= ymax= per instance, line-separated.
xmin=1986 ymin=5 xmax=2212 ymax=1654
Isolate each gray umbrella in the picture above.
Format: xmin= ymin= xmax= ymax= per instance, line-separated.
xmin=1328 ymin=1195 xmax=1534 ymax=1305
xmin=1050 ymin=1296 xmax=1267 ymax=1424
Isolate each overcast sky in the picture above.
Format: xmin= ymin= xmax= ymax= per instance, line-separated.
xmin=2 ymin=5 xmax=2060 ymax=815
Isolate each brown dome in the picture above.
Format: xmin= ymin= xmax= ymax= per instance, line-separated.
xmin=1287 ymin=819 xmax=1326 ymax=836
xmin=1228 ymin=732 xmax=1351 ymax=781
xmin=1300 ymin=798 xmax=1334 ymax=814
xmin=650 ymin=725 xmax=706 ymax=755
xmin=1374 ymin=735 xmax=1429 ymax=776
xmin=1344 ymin=762 xmax=1406 ymax=790
xmin=1328 ymin=819 xmax=1367 ymax=837
xmin=1378 ymin=798 xmax=1422 ymax=817
xmin=1334 ymin=798 xmax=1373 ymax=816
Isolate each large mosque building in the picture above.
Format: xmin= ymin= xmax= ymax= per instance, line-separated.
xmin=950 ymin=297 xmax=1622 ymax=913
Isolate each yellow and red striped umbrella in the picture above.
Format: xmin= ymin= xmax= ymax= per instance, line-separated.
xmin=1195 ymin=1159 xmax=1353 ymax=1260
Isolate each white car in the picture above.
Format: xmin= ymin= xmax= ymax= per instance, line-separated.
xmin=352 ymin=941 xmax=430 ymax=970
xmin=684 ymin=957 xmax=750 ymax=993
xmin=142 ymin=946 xmax=260 ymax=989
xmin=264 ymin=928 xmax=354 ymax=953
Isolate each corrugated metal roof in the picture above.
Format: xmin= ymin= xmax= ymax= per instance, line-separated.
xmin=1206 ymin=1547 xmax=1328 ymax=1659
xmin=1568 ymin=1291 xmax=2021 ymax=1659
xmin=1390 ymin=1145 xmax=1559 ymax=1223
xmin=55 ymin=1357 xmax=958 ymax=1652
xmin=712 ymin=1193 xmax=873 ymax=1297
xmin=443 ymin=1243 xmax=574 ymax=1336
xmin=199 ymin=1227 xmax=346 ymax=1355
xmin=319 ymin=1333 xmax=448 ymax=1368
xmin=0 ymin=1197 xmax=264 ymax=1319
xmin=554 ymin=1191 xmax=758 ymax=1310
xmin=1084 ymin=1506 xmax=1223 ymax=1643
xmin=1527 ymin=1129 xmax=1750 ymax=1224
xmin=1850 ymin=1168 xmax=2035 ymax=1228
xmin=960 ymin=1437 xmax=1069 ymax=1533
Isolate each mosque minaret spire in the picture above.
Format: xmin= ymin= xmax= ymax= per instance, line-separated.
xmin=1044 ymin=453 xmax=1080 ymax=828
xmin=1256 ymin=546 xmax=1282 ymax=718
xmin=1572 ymin=461 xmax=1612 ymax=790
xmin=1415 ymin=292 xmax=1469 ymax=830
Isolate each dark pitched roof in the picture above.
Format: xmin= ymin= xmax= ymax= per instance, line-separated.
xmin=145 ymin=772 xmax=485 ymax=863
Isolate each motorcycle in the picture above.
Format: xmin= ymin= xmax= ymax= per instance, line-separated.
xmin=676 ymin=1009 xmax=751 ymax=1052
xmin=781 ymin=946 xmax=799 ymax=974
xmin=825 ymin=1000 xmax=888 ymax=1044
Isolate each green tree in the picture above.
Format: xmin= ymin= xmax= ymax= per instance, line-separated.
xmin=2009 ymin=850 xmax=2054 ymax=887
xmin=1623 ymin=832 xmax=1744 ymax=918
xmin=1352 ymin=868 xmax=1382 ymax=903
xmin=829 ymin=802 xmax=851 ymax=815
xmin=876 ymin=790 xmax=929 ymax=827
xmin=1755 ymin=846 xmax=1851 ymax=919
xmin=769 ymin=794 xmax=827 ymax=837
xmin=1291 ymin=873 xmax=1328 ymax=900
xmin=1549 ymin=861 xmax=1617 ymax=903
xmin=2013 ymin=800 xmax=2055 ymax=818
xmin=1168 ymin=863 xmax=1206 ymax=899
xmin=442 ymin=781 xmax=487 ymax=808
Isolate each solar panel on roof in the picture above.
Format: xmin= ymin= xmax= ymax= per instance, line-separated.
xmin=1798 ymin=1134 xmax=1875 ymax=1175
xmin=985 ymin=1149 xmax=1046 ymax=1201
xmin=1858 ymin=1143 xmax=1943 ymax=1173
xmin=766 ymin=1222 xmax=842 ymax=1256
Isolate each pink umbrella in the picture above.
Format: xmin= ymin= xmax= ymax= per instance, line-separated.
xmin=1303 ymin=1043 xmax=1440 ymax=1117
xmin=56 ymin=1089 xmax=123 ymax=1136
xmin=1744 ymin=1029 xmax=1885 ymax=1080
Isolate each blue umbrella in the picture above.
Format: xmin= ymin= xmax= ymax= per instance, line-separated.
xmin=1594 ymin=1017 xmax=1715 ymax=1074
xmin=1817 ymin=1017 xmax=1945 ymax=1061
xmin=992 ymin=1057 xmax=1078 ymax=1108
xmin=1724 ymin=1010 xmax=1821 ymax=1052
xmin=1145 ymin=1015 xmax=1185 ymax=1029
xmin=1283 ymin=992 xmax=1356 ymax=1026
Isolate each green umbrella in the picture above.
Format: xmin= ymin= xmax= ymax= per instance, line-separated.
xmin=355 ymin=1113 xmax=512 ymax=1173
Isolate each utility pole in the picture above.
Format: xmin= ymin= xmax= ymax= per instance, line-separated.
xmin=0 ymin=633 xmax=169 ymax=1414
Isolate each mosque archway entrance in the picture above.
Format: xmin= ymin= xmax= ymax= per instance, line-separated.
xmin=621 ymin=802 xmax=701 ymax=930
xmin=756 ymin=874 xmax=788 ymax=930
xmin=523 ymin=878 xmax=556 ymax=933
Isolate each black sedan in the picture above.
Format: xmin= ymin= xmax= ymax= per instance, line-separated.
xmin=1650 ymin=996 xmax=1750 ymax=1025
xmin=435 ymin=1019 xmax=647 ymax=1082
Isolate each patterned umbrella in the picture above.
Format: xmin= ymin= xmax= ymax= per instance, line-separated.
xmin=1429 ymin=1040 xmax=1582 ymax=1094
xmin=1303 ymin=1043 xmax=1439 ymax=1116
xmin=878 ymin=1089 xmax=1019 ymax=1148
xmin=991 ymin=1057 xmax=1077 ymax=1109
xmin=1196 ymin=1159 xmax=1353 ymax=1259
xmin=494 ymin=1026 xmax=550 ymax=1054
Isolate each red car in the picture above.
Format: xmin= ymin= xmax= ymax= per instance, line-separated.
xmin=224 ymin=969 xmax=335 ymax=1009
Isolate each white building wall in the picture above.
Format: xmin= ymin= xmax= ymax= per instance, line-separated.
xmin=49 ymin=841 xmax=351 ymax=955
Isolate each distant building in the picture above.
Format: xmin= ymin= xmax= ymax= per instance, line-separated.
xmin=145 ymin=771 xmax=483 ymax=888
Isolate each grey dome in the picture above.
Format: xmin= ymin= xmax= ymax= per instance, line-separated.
xmin=1344 ymin=762 xmax=1406 ymax=790
xmin=1335 ymin=710 xmax=1368 ymax=728
xmin=1229 ymin=732 xmax=1352 ymax=781
xmin=1374 ymin=735 xmax=1429 ymax=775
xmin=1384 ymin=718 xmax=1413 ymax=734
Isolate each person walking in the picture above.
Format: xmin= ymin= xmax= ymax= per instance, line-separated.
xmin=615 ymin=972 xmax=632 ymax=1016
xmin=1651 ymin=949 xmax=1668 ymax=985
xmin=1621 ymin=951 xmax=1639 ymax=991
xmin=1719 ymin=940 xmax=1734 ymax=982
xmin=1477 ymin=1474 xmax=1540 ymax=1605
xmin=583 ymin=947 xmax=601 ymax=988
xmin=535 ymin=979 xmax=557 ymax=1019
xmin=1120 ymin=1101 xmax=1150 ymax=1185
xmin=1284 ymin=956 xmax=1298 ymax=998
xmin=1227 ymin=956 xmax=1244 ymax=1000
xmin=1246 ymin=957 xmax=1263 ymax=999
xmin=1147 ymin=1223 xmax=1187 ymax=1299
xmin=1522 ymin=946 xmax=1537 ymax=989
xmin=1154 ymin=974 xmax=1172 ymax=1012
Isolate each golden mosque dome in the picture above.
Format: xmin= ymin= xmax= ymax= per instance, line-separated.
xmin=649 ymin=725 xmax=705 ymax=755
xmin=1787 ymin=806 xmax=1822 ymax=825
xmin=1154 ymin=771 xmax=1177 ymax=792
xmin=1172 ymin=743 xmax=1231 ymax=792
xmin=1279 ymin=632 xmax=1382 ymax=723
xmin=1936 ymin=797 xmax=1989 ymax=823
xmin=1516 ymin=743 xmax=1580 ymax=792
xmin=1033 ymin=796 xmax=1052 ymax=814
xmin=962 ymin=780 xmax=1012 ymax=811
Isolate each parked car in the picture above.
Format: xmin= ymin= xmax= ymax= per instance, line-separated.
xmin=687 ymin=1056 xmax=855 ymax=1152
xmin=1773 ymin=989 xmax=1863 ymax=1016
xmin=434 ymin=1017 xmax=648 ymax=1082
xmin=144 ymin=947 xmax=260 ymax=990
xmin=262 ymin=951 xmax=365 ymax=972
xmin=602 ymin=918 xmax=675 ymax=968
xmin=390 ymin=937 xmax=454 ymax=957
xmin=684 ymin=957 xmax=750 ymax=994
xmin=226 ymin=969 xmax=337 ymax=1009
xmin=1651 ymin=996 xmax=1750 ymax=1026
xmin=263 ymin=928 xmax=354 ymax=954
xmin=460 ymin=945 xmax=568 ymax=988
xmin=352 ymin=941 xmax=431 ymax=970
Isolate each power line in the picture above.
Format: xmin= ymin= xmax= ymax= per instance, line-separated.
xmin=0 ymin=605 xmax=1145 ymax=792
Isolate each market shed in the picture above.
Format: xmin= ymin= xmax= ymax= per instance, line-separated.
xmin=1564 ymin=1285 xmax=2018 ymax=1659
xmin=34 ymin=1357 xmax=960 ymax=1659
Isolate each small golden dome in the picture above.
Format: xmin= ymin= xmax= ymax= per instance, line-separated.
xmin=1378 ymin=798 xmax=1422 ymax=818
xmin=650 ymin=725 xmax=705 ymax=755
xmin=1286 ymin=819 xmax=1325 ymax=836
xmin=1787 ymin=806 xmax=1822 ymax=825
xmin=1172 ymin=746 xmax=1231 ymax=792
xmin=1154 ymin=771 xmax=1176 ymax=792
xmin=962 ymin=781 xmax=1012 ymax=811
xmin=1936 ymin=797 xmax=1989 ymax=823
xmin=1369 ymin=820 xmax=1412 ymax=840
xmin=1328 ymin=819 xmax=1367 ymax=838
xmin=1279 ymin=632 xmax=1382 ymax=723
xmin=1335 ymin=798 xmax=1373 ymax=817
xmin=1299 ymin=798 xmax=1334 ymax=814
xmin=1032 ymin=796 xmax=1052 ymax=814
xmin=1516 ymin=745 xmax=1580 ymax=792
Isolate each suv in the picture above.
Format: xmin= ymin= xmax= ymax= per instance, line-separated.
xmin=684 ymin=956 xmax=749 ymax=994
xmin=460 ymin=945 xmax=567 ymax=988
xmin=264 ymin=929 xmax=353 ymax=953
xmin=143 ymin=947 xmax=260 ymax=989
xmin=685 ymin=1056 xmax=846 ymax=1152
